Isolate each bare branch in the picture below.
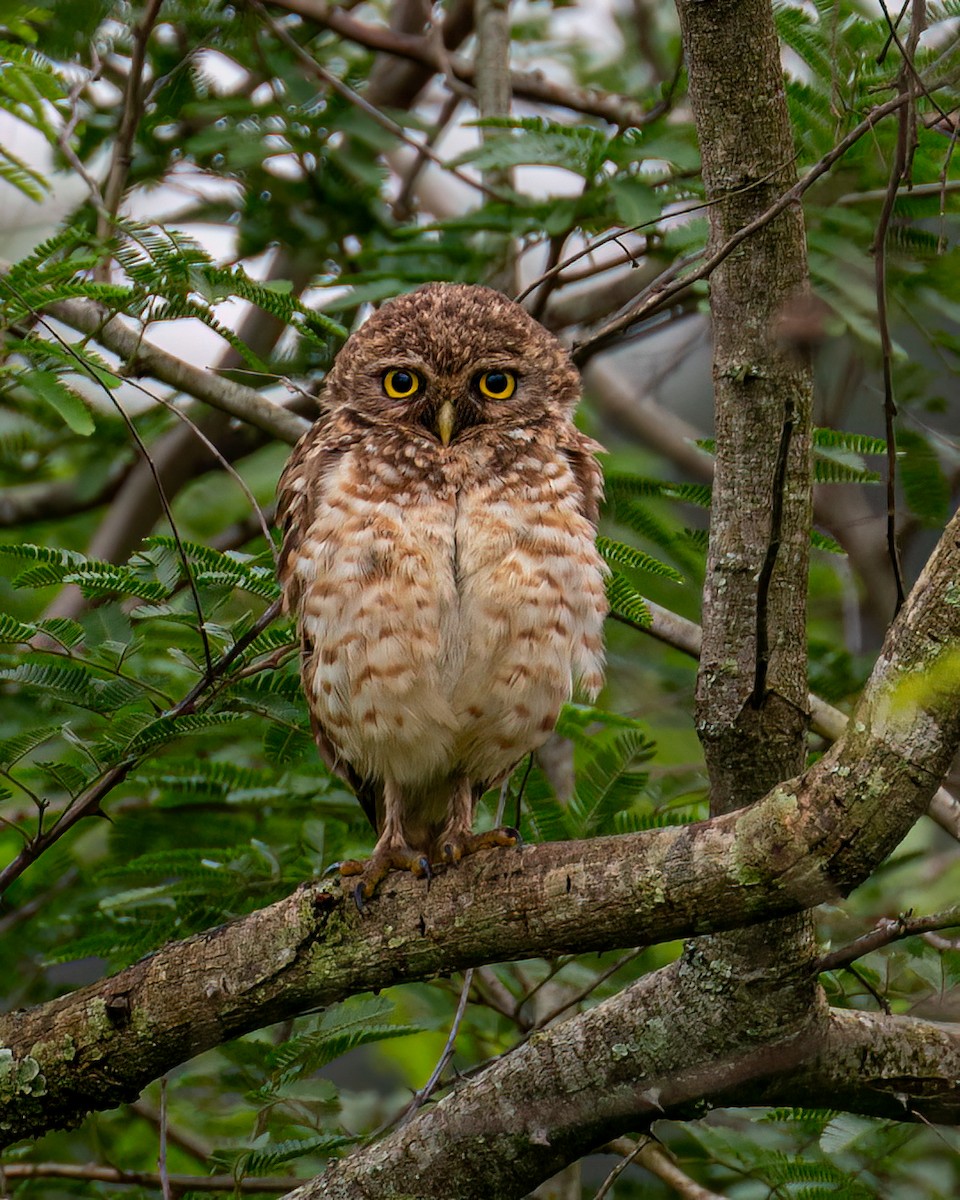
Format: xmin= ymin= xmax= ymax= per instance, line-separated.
xmin=0 ymin=464 xmax=129 ymax=527
xmin=635 ymin=597 xmax=960 ymax=842
xmin=0 ymin=1163 xmax=300 ymax=1194
xmin=816 ymin=907 xmax=960 ymax=973
xmin=574 ymin=65 xmax=960 ymax=363
xmin=604 ymin=1136 xmax=728 ymax=1200
xmin=270 ymin=0 xmax=662 ymax=127
xmin=97 ymin=0 xmax=166 ymax=242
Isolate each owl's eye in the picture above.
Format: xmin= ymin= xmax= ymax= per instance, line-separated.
xmin=383 ymin=368 xmax=422 ymax=399
xmin=476 ymin=370 xmax=517 ymax=400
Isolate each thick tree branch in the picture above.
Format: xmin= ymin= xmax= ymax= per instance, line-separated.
xmin=283 ymin=966 xmax=960 ymax=1199
xmin=3 ymin=501 xmax=959 ymax=1146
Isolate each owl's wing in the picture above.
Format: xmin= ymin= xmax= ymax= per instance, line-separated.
xmin=276 ymin=421 xmax=328 ymax=615
xmin=276 ymin=421 xmax=381 ymax=831
xmin=561 ymin=430 xmax=605 ymax=527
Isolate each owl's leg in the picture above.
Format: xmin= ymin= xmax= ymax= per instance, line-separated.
xmin=438 ymin=778 xmax=521 ymax=867
xmin=339 ymin=781 xmax=431 ymax=911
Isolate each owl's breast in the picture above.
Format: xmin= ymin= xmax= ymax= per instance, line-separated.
xmin=290 ymin=438 xmax=605 ymax=787
xmin=291 ymin=449 xmax=463 ymax=785
xmin=449 ymin=441 xmax=607 ymax=782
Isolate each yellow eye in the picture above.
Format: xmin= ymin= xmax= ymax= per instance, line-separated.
xmin=476 ymin=370 xmax=516 ymax=400
xmin=383 ymin=368 xmax=421 ymax=399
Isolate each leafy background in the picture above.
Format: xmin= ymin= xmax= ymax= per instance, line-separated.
xmin=1 ymin=0 xmax=959 ymax=1196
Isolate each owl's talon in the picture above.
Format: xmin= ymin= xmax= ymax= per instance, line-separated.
xmin=340 ymin=844 xmax=435 ymax=907
xmin=438 ymin=825 xmax=523 ymax=866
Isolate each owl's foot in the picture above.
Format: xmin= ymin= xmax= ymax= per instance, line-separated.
xmin=339 ymin=846 xmax=432 ymax=912
xmin=441 ymin=825 xmax=522 ymax=867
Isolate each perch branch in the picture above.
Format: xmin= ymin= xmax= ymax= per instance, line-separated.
xmin=3 ymin=502 xmax=959 ymax=1146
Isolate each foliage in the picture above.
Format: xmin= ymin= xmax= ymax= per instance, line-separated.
xmin=0 ymin=0 xmax=958 ymax=1196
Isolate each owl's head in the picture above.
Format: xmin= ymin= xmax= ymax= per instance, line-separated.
xmin=321 ymin=283 xmax=581 ymax=444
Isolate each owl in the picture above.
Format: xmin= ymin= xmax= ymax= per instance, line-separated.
xmin=276 ymin=283 xmax=607 ymax=907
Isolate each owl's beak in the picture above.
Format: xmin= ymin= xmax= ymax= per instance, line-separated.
xmin=436 ymin=399 xmax=456 ymax=446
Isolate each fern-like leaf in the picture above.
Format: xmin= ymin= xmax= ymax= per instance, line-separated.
xmin=605 ymin=571 xmax=652 ymax=627
xmin=596 ymin=536 xmax=684 ymax=582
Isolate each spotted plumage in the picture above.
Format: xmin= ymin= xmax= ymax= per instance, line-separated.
xmin=276 ymin=283 xmax=607 ymax=902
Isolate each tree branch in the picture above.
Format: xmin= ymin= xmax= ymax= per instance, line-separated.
xmin=43 ymin=297 xmax=310 ymax=444
xmin=270 ymin=0 xmax=661 ymax=128
xmin=573 ymin=61 xmax=960 ymax=363
xmin=3 ymin=501 xmax=959 ymax=1146
xmin=816 ymin=907 xmax=960 ymax=973
xmin=281 ymin=965 xmax=960 ymax=1199
xmin=0 ymin=462 xmax=129 ymax=527
xmin=0 ymin=1164 xmax=300 ymax=1194
xmin=635 ymin=598 xmax=960 ymax=843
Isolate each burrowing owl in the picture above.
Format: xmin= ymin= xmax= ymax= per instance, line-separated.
xmin=277 ymin=283 xmax=607 ymax=906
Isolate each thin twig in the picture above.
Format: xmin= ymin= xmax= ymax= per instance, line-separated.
xmin=595 ymin=1136 xmax=649 ymax=1200
xmin=270 ymin=0 xmax=662 ymax=128
xmin=393 ymin=92 xmax=461 ymax=221
xmin=752 ymin=398 xmax=795 ymax=707
xmin=816 ymin=908 xmax=960 ymax=973
xmin=605 ymin=1135 xmax=729 ymax=1200
xmin=842 ymin=962 xmax=892 ymax=1014
xmin=90 ymin=369 xmax=279 ymax=566
xmin=870 ymin=11 xmax=922 ymax=616
xmin=397 ymin=969 xmax=474 ymax=1124
xmin=533 ymin=948 xmax=645 ymax=1028
xmin=97 ymin=0 xmax=166 ymax=243
xmin=158 ymin=1078 xmax=172 ymax=1200
xmin=574 ymin=66 xmax=960 ymax=363
xmin=0 ymin=599 xmax=282 ymax=896
xmin=516 ymin=152 xmax=800 ymax=305
xmin=0 ymin=1164 xmax=301 ymax=1193
xmin=609 ymin=598 xmax=960 ymax=843
xmin=254 ymin=2 xmax=510 ymax=203
xmin=3 ymin=281 xmax=216 ymax=675
xmin=32 ymin=293 xmax=311 ymax=444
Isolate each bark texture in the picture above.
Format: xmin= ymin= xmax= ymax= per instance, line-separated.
xmin=285 ymin=967 xmax=960 ymax=1199
xmin=678 ymin=0 xmax=814 ymax=805
xmin=671 ymin=1 xmax=822 ymax=1153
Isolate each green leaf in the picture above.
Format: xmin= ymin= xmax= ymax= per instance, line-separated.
xmin=263 ymin=722 xmax=314 ymax=766
xmin=0 ymin=613 xmax=37 ymax=642
xmin=596 ymin=536 xmax=684 ymax=582
xmin=23 ymin=370 xmax=95 ymax=435
xmin=811 ymin=529 xmax=845 ymax=554
xmin=897 ymin=427 xmax=950 ymax=525
xmin=607 ymin=177 xmax=661 ymax=227
xmin=813 ymin=427 xmax=886 ymax=455
xmin=0 ymin=725 xmax=62 ymax=770
xmin=605 ymin=571 xmax=652 ymax=627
